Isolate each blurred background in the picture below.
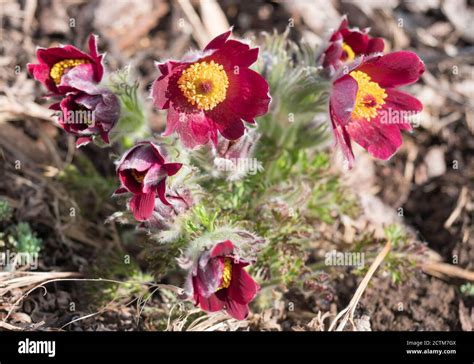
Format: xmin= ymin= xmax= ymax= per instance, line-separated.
xmin=0 ymin=0 xmax=473 ymax=331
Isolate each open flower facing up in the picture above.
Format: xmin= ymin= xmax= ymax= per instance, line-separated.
xmin=151 ymin=30 xmax=271 ymax=149
xmin=185 ymin=240 xmax=260 ymax=320
xmin=329 ymin=51 xmax=425 ymax=168
xmin=50 ymin=65 xmax=120 ymax=147
xmin=115 ymin=141 xmax=182 ymax=221
xmin=321 ymin=17 xmax=385 ymax=74
xmin=28 ymin=34 xmax=104 ymax=95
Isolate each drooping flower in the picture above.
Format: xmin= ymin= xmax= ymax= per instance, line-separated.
xmin=50 ymin=66 xmax=120 ymax=147
xmin=151 ymin=30 xmax=271 ymax=149
xmin=28 ymin=34 xmax=104 ymax=95
xmin=115 ymin=141 xmax=182 ymax=221
xmin=321 ymin=17 xmax=385 ymax=74
xmin=329 ymin=51 xmax=425 ymax=168
xmin=185 ymin=240 xmax=260 ymax=320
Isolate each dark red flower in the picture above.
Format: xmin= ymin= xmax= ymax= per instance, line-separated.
xmin=115 ymin=141 xmax=182 ymax=221
xmin=151 ymin=30 xmax=271 ymax=149
xmin=50 ymin=66 xmax=120 ymax=147
xmin=28 ymin=34 xmax=104 ymax=95
xmin=188 ymin=240 xmax=259 ymax=320
xmin=321 ymin=17 xmax=385 ymax=73
xmin=329 ymin=51 xmax=425 ymax=168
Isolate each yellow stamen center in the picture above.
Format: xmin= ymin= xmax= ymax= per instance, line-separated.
xmin=178 ymin=61 xmax=229 ymax=111
xmin=341 ymin=42 xmax=356 ymax=62
xmin=216 ymin=257 xmax=232 ymax=291
xmin=350 ymin=70 xmax=387 ymax=121
xmin=50 ymin=59 xmax=89 ymax=84
xmin=131 ymin=170 xmax=145 ymax=184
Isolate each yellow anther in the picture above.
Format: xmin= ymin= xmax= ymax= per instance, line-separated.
xmin=178 ymin=61 xmax=229 ymax=111
xmin=350 ymin=70 xmax=387 ymax=121
xmin=50 ymin=59 xmax=89 ymax=84
xmin=131 ymin=170 xmax=145 ymax=184
xmin=216 ymin=257 xmax=232 ymax=291
xmin=341 ymin=42 xmax=356 ymax=62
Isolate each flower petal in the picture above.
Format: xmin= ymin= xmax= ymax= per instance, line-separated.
xmin=357 ymin=51 xmax=425 ymax=88
xmin=76 ymin=136 xmax=92 ymax=148
xmin=322 ymin=38 xmax=343 ymax=69
xmin=198 ymin=293 xmax=225 ymax=313
xmin=129 ymin=192 xmax=156 ymax=221
xmin=210 ymin=240 xmax=235 ymax=258
xmin=119 ymin=144 xmax=158 ymax=172
xmin=224 ymin=298 xmax=249 ymax=320
xmin=143 ymin=164 xmax=166 ymax=194
xmin=118 ymin=170 xmax=142 ymax=194
xmin=112 ymin=187 xmax=128 ymax=196
xmin=384 ymin=88 xmax=423 ymax=113
xmin=347 ymin=116 xmax=403 ymax=160
xmin=27 ymin=63 xmax=52 ymax=88
xmin=36 ymin=45 xmax=89 ymax=66
xmin=210 ymin=68 xmax=270 ymax=127
xmin=330 ymin=74 xmax=358 ymax=127
xmin=380 ymin=88 xmax=423 ymax=132
xmin=58 ymin=64 xmax=100 ymax=94
xmin=330 ymin=114 xmax=355 ymax=169
xmin=228 ymin=264 xmax=260 ymax=305
xmin=206 ymin=40 xmax=259 ymax=69
xmin=165 ymin=106 xmax=216 ymax=148
xmin=204 ymin=30 xmax=232 ymax=51
xmin=151 ymin=62 xmax=186 ymax=110
xmin=156 ymin=179 xmax=170 ymax=206
xmin=214 ymin=115 xmax=245 ymax=141
xmin=341 ymin=30 xmax=369 ymax=55
xmin=366 ymin=38 xmax=385 ymax=53
xmin=161 ymin=162 xmax=182 ymax=177
xmin=194 ymin=255 xmax=225 ymax=298
xmin=87 ymin=34 xmax=104 ymax=82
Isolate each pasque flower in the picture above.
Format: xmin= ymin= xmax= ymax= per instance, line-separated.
xmin=329 ymin=51 xmax=425 ymax=168
xmin=321 ymin=17 xmax=385 ymax=74
xmin=115 ymin=141 xmax=182 ymax=221
xmin=50 ymin=66 xmax=120 ymax=147
xmin=29 ymin=34 xmax=120 ymax=147
xmin=151 ymin=30 xmax=271 ymax=148
xmin=28 ymin=34 xmax=104 ymax=95
xmin=186 ymin=240 xmax=260 ymax=320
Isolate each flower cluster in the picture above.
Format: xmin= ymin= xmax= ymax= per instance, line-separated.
xmin=28 ymin=34 xmax=120 ymax=147
xmin=29 ymin=20 xmax=425 ymax=320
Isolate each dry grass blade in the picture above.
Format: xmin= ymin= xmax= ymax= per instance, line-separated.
xmin=177 ymin=0 xmax=210 ymax=48
xmin=421 ymin=261 xmax=474 ymax=281
xmin=0 ymin=320 xmax=24 ymax=331
xmin=0 ymin=271 xmax=82 ymax=297
xmin=186 ymin=312 xmax=247 ymax=331
xmin=199 ymin=0 xmax=229 ymax=38
xmin=444 ymin=186 xmax=469 ymax=228
xmin=328 ymin=239 xmax=392 ymax=331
